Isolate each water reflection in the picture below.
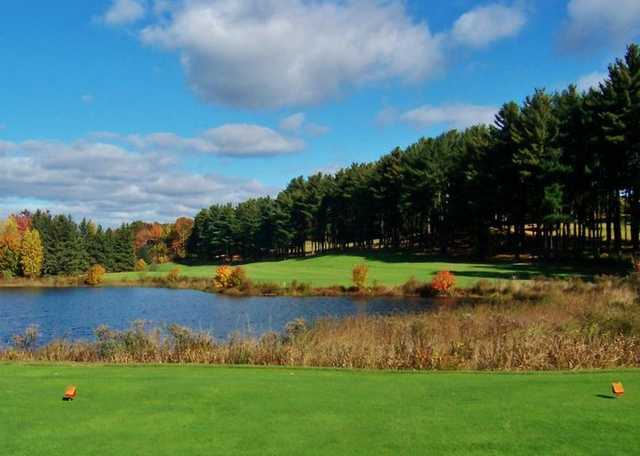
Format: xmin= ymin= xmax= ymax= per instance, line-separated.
xmin=0 ymin=287 xmax=433 ymax=346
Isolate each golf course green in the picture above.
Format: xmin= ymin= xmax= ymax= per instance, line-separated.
xmin=1 ymin=364 xmax=637 ymax=455
xmin=105 ymin=253 xmax=599 ymax=288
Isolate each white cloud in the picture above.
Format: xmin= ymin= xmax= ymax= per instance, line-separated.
xmin=280 ymin=113 xmax=306 ymax=132
xmin=140 ymin=0 xmax=444 ymax=108
xmin=202 ymin=124 xmax=304 ymax=156
xmin=562 ymin=0 xmax=640 ymax=51
xmin=452 ymin=3 xmax=526 ymax=49
xmin=0 ymin=139 xmax=273 ymax=225
xmin=279 ymin=112 xmax=329 ymax=136
xmin=398 ymin=104 xmax=499 ymax=130
xmin=103 ymin=0 xmax=146 ymax=26
xmin=576 ymin=71 xmax=607 ymax=92
xmin=123 ymin=124 xmax=304 ymax=156
xmin=305 ymin=123 xmax=330 ymax=137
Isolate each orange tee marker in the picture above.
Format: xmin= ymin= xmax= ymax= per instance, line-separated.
xmin=63 ymin=385 xmax=77 ymax=401
xmin=611 ymin=382 xmax=624 ymax=398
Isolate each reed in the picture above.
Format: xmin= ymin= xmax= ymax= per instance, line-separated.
xmin=3 ymin=276 xmax=640 ymax=370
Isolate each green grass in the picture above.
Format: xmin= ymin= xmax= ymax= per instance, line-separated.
xmin=1 ymin=364 xmax=638 ymax=455
xmin=106 ymin=252 xmax=602 ymax=288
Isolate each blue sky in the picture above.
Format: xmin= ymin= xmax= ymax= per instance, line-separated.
xmin=1 ymin=0 xmax=639 ymax=225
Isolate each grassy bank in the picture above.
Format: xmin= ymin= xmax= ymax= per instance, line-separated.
xmin=105 ymin=252 xmax=604 ymax=288
xmin=5 ymin=277 xmax=640 ymax=370
xmin=1 ymin=363 xmax=638 ymax=455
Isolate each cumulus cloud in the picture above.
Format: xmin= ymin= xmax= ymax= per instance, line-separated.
xmin=562 ymin=0 xmax=640 ymax=51
xmin=452 ymin=3 xmax=526 ymax=48
xmin=139 ymin=0 xmax=444 ymax=108
xmin=280 ymin=113 xmax=306 ymax=132
xmin=395 ymin=104 xmax=499 ymax=130
xmin=123 ymin=124 xmax=304 ymax=156
xmin=103 ymin=0 xmax=146 ymax=26
xmin=576 ymin=71 xmax=607 ymax=92
xmin=0 ymin=139 xmax=273 ymax=225
xmin=279 ymin=113 xmax=330 ymax=136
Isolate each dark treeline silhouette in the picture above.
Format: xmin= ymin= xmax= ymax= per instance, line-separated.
xmin=188 ymin=44 xmax=640 ymax=262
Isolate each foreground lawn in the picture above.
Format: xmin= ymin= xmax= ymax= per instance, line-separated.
xmin=106 ymin=253 xmax=599 ymax=288
xmin=1 ymin=364 xmax=638 ymax=455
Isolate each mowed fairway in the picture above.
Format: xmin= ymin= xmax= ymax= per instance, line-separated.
xmin=106 ymin=253 xmax=599 ymax=288
xmin=1 ymin=364 xmax=638 ymax=456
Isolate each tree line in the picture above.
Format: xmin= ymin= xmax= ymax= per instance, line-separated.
xmin=188 ymin=44 xmax=640 ymax=261
xmin=0 ymin=211 xmax=136 ymax=278
xmin=2 ymin=45 xmax=640 ymax=276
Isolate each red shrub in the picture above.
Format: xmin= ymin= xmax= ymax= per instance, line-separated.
xmin=431 ymin=271 xmax=456 ymax=295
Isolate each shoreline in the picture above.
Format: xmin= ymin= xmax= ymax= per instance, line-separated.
xmin=0 ymin=276 xmax=468 ymax=298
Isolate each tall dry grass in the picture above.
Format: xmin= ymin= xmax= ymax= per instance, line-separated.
xmin=3 ymin=276 xmax=640 ymax=370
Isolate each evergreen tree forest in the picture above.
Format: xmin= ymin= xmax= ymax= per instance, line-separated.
xmin=188 ymin=44 xmax=640 ymax=262
xmin=2 ymin=45 xmax=640 ymax=277
xmin=29 ymin=211 xmax=136 ymax=276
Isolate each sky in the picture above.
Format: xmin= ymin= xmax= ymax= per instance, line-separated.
xmin=1 ymin=0 xmax=639 ymax=226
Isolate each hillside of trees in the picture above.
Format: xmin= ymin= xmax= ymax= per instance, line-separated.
xmin=0 ymin=211 xmax=193 ymax=278
xmin=188 ymin=44 xmax=640 ymax=262
xmin=0 ymin=211 xmax=137 ymax=278
xmin=2 ymin=45 xmax=640 ymax=278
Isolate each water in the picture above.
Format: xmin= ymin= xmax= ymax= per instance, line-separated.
xmin=0 ymin=287 xmax=433 ymax=346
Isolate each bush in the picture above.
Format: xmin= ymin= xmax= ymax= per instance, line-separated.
xmin=285 ymin=318 xmax=308 ymax=339
xmin=352 ymin=263 xmax=369 ymax=289
xmin=0 ymin=269 xmax=14 ymax=280
xmin=214 ymin=265 xmax=249 ymax=289
xmin=86 ymin=264 xmax=106 ymax=286
xmin=431 ymin=271 xmax=456 ymax=295
xmin=256 ymin=282 xmax=282 ymax=295
xmin=402 ymin=276 xmax=421 ymax=295
xmin=230 ymin=266 xmax=249 ymax=289
xmin=167 ymin=267 xmax=181 ymax=282
xmin=214 ymin=265 xmax=233 ymax=288
xmin=134 ymin=258 xmax=147 ymax=272
xmin=12 ymin=325 xmax=39 ymax=351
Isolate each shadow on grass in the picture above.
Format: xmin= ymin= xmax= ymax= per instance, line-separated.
xmin=595 ymin=394 xmax=616 ymax=400
xmin=183 ymin=249 xmax=627 ymax=283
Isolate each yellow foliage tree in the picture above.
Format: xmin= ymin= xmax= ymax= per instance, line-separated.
xmin=86 ymin=264 xmax=106 ymax=286
xmin=134 ymin=258 xmax=148 ymax=271
xmin=214 ymin=265 xmax=234 ymax=288
xmin=20 ymin=229 xmax=44 ymax=278
xmin=214 ymin=265 xmax=248 ymax=289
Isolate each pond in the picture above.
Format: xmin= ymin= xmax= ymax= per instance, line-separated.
xmin=0 ymin=287 xmax=435 ymax=346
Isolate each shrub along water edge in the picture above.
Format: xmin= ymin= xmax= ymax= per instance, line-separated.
xmin=3 ymin=276 xmax=640 ymax=370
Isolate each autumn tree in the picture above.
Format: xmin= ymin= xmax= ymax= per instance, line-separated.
xmin=0 ymin=217 xmax=22 ymax=276
xmin=20 ymin=229 xmax=44 ymax=278
xmin=168 ymin=217 xmax=194 ymax=259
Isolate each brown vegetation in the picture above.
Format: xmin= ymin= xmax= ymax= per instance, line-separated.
xmin=85 ymin=264 xmax=106 ymax=286
xmin=3 ymin=276 xmax=640 ymax=370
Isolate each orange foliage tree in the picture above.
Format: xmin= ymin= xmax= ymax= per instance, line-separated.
xmin=430 ymin=271 xmax=456 ymax=295
xmin=168 ymin=217 xmax=194 ymax=259
xmin=0 ymin=217 xmax=23 ymax=276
